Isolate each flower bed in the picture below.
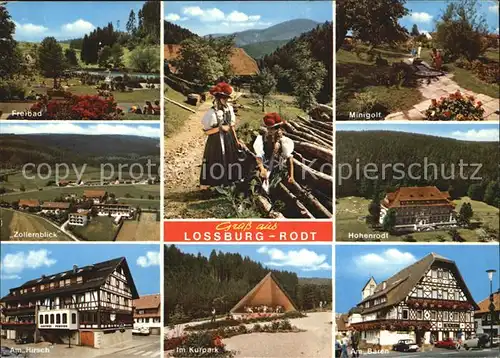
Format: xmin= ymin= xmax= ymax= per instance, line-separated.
xmin=166 ymin=332 xmax=234 ymax=357
xmin=28 ymin=94 xmax=123 ymax=120
xmin=425 ymin=91 xmax=484 ymax=120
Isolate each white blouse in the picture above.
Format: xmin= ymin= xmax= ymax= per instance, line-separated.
xmin=201 ymin=106 xmax=236 ymax=130
xmin=253 ymin=135 xmax=294 ymax=161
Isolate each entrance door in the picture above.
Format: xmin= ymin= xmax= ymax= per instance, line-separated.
xmin=416 ymin=330 xmax=424 ymax=345
xmin=80 ymin=331 xmax=94 ymax=347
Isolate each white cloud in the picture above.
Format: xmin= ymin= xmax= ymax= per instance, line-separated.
xmin=182 ymin=7 xmax=260 ymax=23
xmin=61 ymin=19 xmax=95 ymax=35
xmin=489 ymin=4 xmax=499 ymax=13
xmin=409 ymin=12 xmax=433 ymax=23
xmin=0 ymin=123 xmax=160 ymax=138
xmin=137 ymin=251 xmax=160 ymax=268
xmin=353 ymin=249 xmax=416 ymax=276
xmin=14 ymin=22 xmax=48 ymax=35
xmin=165 ymin=13 xmax=187 ymax=22
xmin=451 ymin=129 xmax=500 ymax=142
xmin=0 ymin=249 xmax=57 ymax=279
xmin=258 ymin=247 xmax=331 ymax=271
xmin=183 ymin=6 xmax=204 ymax=17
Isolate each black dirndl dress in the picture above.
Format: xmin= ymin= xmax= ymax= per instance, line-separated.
xmin=200 ymin=109 xmax=245 ymax=186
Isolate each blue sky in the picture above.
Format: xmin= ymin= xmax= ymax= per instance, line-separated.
xmin=171 ymin=244 xmax=332 ymax=278
xmin=401 ymin=1 xmax=499 ymax=34
xmin=6 ymin=1 xmax=147 ymax=42
xmin=336 ymin=123 xmax=499 ymax=142
xmin=0 ymin=244 xmax=160 ymax=297
xmin=164 ymin=1 xmax=333 ymax=36
xmin=336 ymin=245 xmax=500 ymax=313
xmin=0 ymin=122 xmax=161 ymax=138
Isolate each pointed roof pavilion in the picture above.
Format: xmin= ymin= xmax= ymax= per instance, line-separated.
xmin=230 ymin=272 xmax=299 ymax=313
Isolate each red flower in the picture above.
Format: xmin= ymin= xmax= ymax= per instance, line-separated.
xmin=476 ymin=101 xmax=483 ymax=107
xmin=214 ymin=335 xmax=223 ymax=347
xmin=444 ymin=111 xmax=451 ymax=117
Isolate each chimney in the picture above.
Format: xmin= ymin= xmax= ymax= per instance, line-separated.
xmin=382 ymin=281 xmax=387 ymax=290
xmin=73 ymin=265 xmax=78 ymax=273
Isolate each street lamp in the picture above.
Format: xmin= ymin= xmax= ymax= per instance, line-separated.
xmin=486 ymin=269 xmax=496 ymax=348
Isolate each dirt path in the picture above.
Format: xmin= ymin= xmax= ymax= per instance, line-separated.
xmin=164 ymin=101 xmax=213 ymax=218
xmin=387 ymin=73 xmax=499 ymax=120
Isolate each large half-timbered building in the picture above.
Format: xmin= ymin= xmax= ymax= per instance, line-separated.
xmin=348 ymin=253 xmax=478 ymax=347
xmin=0 ymin=257 xmax=139 ymax=348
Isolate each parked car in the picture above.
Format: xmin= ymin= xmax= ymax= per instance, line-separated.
xmin=434 ymin=337 xmax=458 ymax=349
xmin=463 ymin=334 xmax=490 ymax=350
xmin=132 ymin=326 xmax=150 ymax=335
xmin=392 ymin=339 xmax=420 ymax=352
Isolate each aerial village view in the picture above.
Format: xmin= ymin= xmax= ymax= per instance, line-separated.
xmin=0 ymin=0 xmax=499 ymax=358
xmin=0 ymin=244 xmax=161 ymax=358
xmin=164 ymin=1 xmax=333 ymax=219
xmin=0 ymin=1 xmax=160 ymax=120
xmin=0 ymin=122 xmax=161 ymax=242
xmin=336 ymin=0 xmax=499 ymax=121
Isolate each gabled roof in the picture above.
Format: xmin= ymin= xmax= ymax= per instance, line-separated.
xmin=230 ymin=272 xmax=298 ymax=313
xmin=133 ymin=294 xmax=161 ymax=310
xmin=164 ymin=44 xmax=259 ymax=76
xmin=357 ymin=253 xmax=478 ymax=314
xmin=362 ymin=276 xmax=376 ymax=291
xmin=1 ymin=257 xmax=139 ymax=302
xmin=475 ymin=291 xmax=500 ymax=315
xmin=382 ymin=186 xmax=454 ymax=208
xmin=18 ymin=199 xmax=40 ymax=207
xmin=41 ymin=202 xmax=70 ymax=209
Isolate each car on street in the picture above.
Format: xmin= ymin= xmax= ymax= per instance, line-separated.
xmin=463 ymin=333 xmax=490 ymax=350
xmin=392 ymin=339 xmax=420 ymax=352
xmin=434 ymin=337 xmax=458 ymax=349
xmin=132 ymin=326 xmax=151 ymax=335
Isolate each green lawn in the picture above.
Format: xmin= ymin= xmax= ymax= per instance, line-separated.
xmin=115 ymin=198 xmax=160 ymax=210
xmin=336 ymin=196 xmax=499 ymax=242
xmin=71 ymin=216 xmax=118 ymax=241
xmin=336 ymin=47 xmax=423 ymax=117
xmin=0 ymin=184 xmax=160 ymax=208
xmin=165 ymin=84 xmax=199 ymax=138
xmin=420 ymin=47 xmax=499 ymax=99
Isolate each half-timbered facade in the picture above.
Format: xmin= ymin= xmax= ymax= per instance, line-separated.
xmin=348 ymin=253 xmax=478 ymax=347
xmin=0 ymin=257 xmax=139 ymax=348
xmin=379 ymin=186 xmax=457 ymax=231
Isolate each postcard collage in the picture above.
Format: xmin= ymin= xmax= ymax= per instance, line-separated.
xmin=0 ymin=1 xmax=499 ymax=357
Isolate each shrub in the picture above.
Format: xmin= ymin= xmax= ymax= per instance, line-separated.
xmin=129 ymin=46 xmax=160 ymax=73
xmin=271 ymin=321 xmax=280 ymax=331
xmin=0 ymin=80 xmax=26 ymax=100
xmin=170 ymin=332 xmax=234 ymax=357
xmin=354 ymin=92 xmax=389 ymax=116
xmin=252 ymin=323 xmax=262 ymax=332
xmin=425 ymin=91 xmax=484 ymax=120
xmin=279 ymin=319 xmax=293 ymax=330
xmin=184 ymin=319 xmax=240 ymax=331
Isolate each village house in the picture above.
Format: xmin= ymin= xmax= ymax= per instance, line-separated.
xmin=83 ymin=190 xmax=107 ymax=204
xmin=348 ymin=253 xmax=478 ymax=348
xmin=132 ymin=294 xmax=161 ymax=335
xmin=474 ymin=290 xmax=500 ymax=337
xmin=94 ymin=203 xmax=133 ymax=218
xmin=68 ymin=211 xmax=90 ymax=226
xmin=335 ymin=313 xmax=349 ymax=337
xmin=379 ymin=186 xmax=457 ymax=231
xmin=0 ymin=258 xmax=139 ymax=349
xmin=40 ymin=202 xmax=71 ymax=215
xmin=18 ymin=200 xmax=40 ymax=211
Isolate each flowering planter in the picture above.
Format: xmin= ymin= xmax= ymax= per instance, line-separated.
xmin=425 ymin=91 xmax=485 ymax=120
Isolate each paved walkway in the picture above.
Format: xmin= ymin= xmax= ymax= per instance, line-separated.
xmin=386 ymin=73 xmax=499 ymax=121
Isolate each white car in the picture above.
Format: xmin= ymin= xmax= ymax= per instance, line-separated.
xmin=132 ymin=326 xmax=151 ymax=335
xmin=463 ymin=334 xmax=490 ymax=350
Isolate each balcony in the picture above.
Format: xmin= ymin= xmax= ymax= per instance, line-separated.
xmin=3 ymin=306 xmax=36 ymax=316
xmin=37 ymin=308 xmax=79 ymax=330
xmin=0 ymin=321 xmax=35 ymax=326
xmin=351 ymin=319 xmax=432 ymax=331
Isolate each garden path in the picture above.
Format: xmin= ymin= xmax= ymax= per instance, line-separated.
xmin=386 ymin=73 xmax=499 ymax=121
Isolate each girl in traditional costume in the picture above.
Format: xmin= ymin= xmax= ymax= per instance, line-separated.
xmin=200 ymin=82 xmax=244 ymax=187
xmin=253 ymin=113 xmax=295 ymax=194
